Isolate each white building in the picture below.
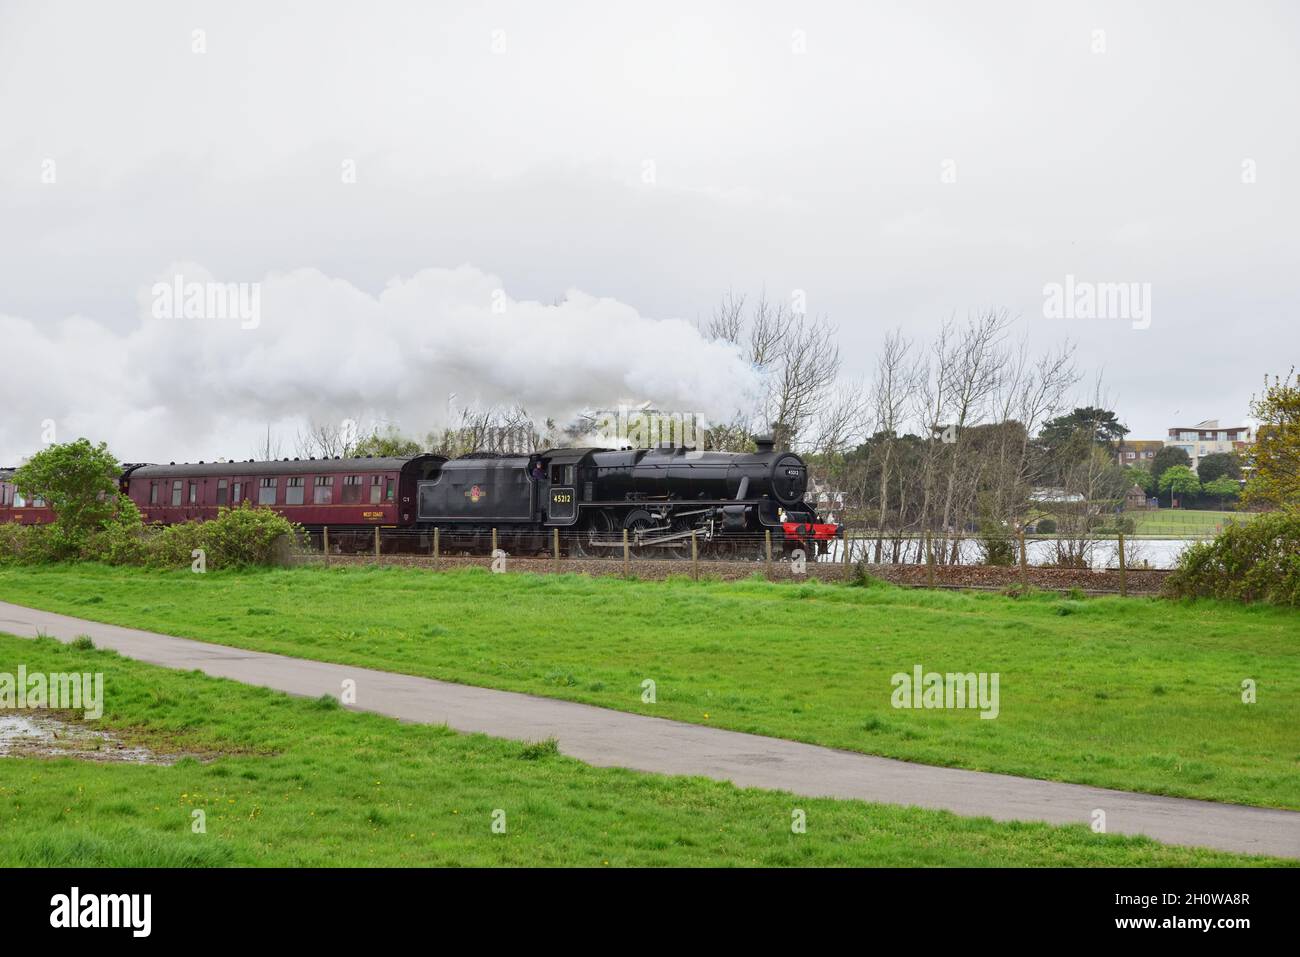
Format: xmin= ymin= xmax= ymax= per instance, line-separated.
xmin=1164 ymin=419 xmax=1254 ymax=473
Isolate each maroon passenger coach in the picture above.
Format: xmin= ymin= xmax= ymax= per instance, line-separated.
xmin=0 ymin=468 xmax=56 ymax=525
xmin=120 ymin=455 xmax=444 ymax=529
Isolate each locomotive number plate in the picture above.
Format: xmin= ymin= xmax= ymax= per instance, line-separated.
xmin=549 ymin=487 xmax=577 ymax=521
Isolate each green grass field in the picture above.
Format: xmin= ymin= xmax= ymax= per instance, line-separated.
xmin=0 ymin=634 xmax=1283 ymax=866
xmin=1124 ymin=509 xmax=1256 ymax=538
xmin=0 ymin=564 xmax=1295 ymax=810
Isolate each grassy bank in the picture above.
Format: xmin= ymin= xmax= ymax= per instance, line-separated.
xmin=0 ymin=634 xmax=1284 ymax=866
xmin=0 ymin=564 xmax=1295 ymax=809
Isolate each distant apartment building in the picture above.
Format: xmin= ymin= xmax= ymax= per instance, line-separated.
xmin=1164 ymin=419 xmax=1254 ymax=473
xmin=1114 ymin=439 xmax=1163 ymax=467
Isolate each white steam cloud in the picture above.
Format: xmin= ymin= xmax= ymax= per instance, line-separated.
xmin=0 ymin=264 xmax=763 ymax=464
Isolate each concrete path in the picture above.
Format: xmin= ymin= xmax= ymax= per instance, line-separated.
xmin=1 ymin=599 xmax=1297 ymax=859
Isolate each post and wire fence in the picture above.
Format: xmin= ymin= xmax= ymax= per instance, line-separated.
xmin=289 ymin=524 xmax=1178 ymax=594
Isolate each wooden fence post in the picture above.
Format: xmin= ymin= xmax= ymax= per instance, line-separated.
xmin=1117 ymin=531 xmax=1127 ymax=597
xmin=691 ymin=530 xmax=699 ymax=581
xmin=765 ymin=529 xmax=773 ymax=580
xmin=926 ymin=532 xmax=936 ymax=588
xmin=843 ymin=529 xmax=852 ymax=580
xmin=553 ymin=527 xmax=560 ymax=573
xmin=1018 ymin=527 xmax=1028 ymax=590
xmin=492 ymin=528 xmax=498 ymax=557
xmin=374 ymin=526 xmax=380 ymax=561
xmin=433 ymin=527 xmax=440 ymax=570
xmin=323 ymin=526 xmax=330 ymax=566
xmin=622 ymin=528 xmax=630 ymax=577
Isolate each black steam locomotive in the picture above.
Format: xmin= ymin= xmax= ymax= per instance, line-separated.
xmin=417 ymin=437 xmax=841 ymax=557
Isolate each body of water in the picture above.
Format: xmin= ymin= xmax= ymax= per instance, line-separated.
xmin=827 ymin=537 xmax=1200 ymax=570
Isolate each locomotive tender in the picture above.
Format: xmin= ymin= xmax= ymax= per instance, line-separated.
xmin=1 ymin=438 xmax=841 ymax=558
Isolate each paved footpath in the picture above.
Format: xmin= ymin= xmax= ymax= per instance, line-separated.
xmin=2 ymin=599 xmax=1297 ymax=859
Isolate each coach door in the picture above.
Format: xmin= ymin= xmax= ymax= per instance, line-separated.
xmin=547 ymin=463 xmax=577 ymax=523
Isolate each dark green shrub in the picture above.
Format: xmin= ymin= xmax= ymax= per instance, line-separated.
xmin=0 ymin=521 xmax=61 ymax=564
xmin=1164 ymin=511 xmax=1300 ymax=605
xmin=976 ymin=521 xmax=1016 ymax=566
xmin=194 ymin=504 xmax=300 ymax=567
xmin=148 ymin=504 xmax=300 ymax=570
xmin=148 ymin=521 xmax=209 ymax=569
xmin=79 ymin=498 xmax=148 ymax=565
xmin=848 ymin=563 xmax=883 ymax=588
xmin=1 ymin=502 xmax=299 ymax=570
xmin=1035 ymin=517 xmax=1057 ymax=534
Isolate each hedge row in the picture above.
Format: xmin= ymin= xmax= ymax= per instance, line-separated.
xmin=0 ymin=503 xmax=301 ymax=570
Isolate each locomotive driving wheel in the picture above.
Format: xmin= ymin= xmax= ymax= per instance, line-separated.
xmin=623 ymin=509 xmax=689 ymax=560
xmin=571 ymin=510 xmax=616 ymax=558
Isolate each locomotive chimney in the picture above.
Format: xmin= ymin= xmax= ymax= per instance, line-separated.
xmin=754 ymin=435 xmax=775 ymax=453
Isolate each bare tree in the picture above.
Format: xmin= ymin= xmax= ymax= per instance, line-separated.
xmin=703 ymin=289 xmax=746 ymax=345
xmin=295 ymin=417 xmax=363 ymax=459
xmin=766 ymin=313 xmax=841 ymax=450
xmin=866 ymin=328 xmax=920 ymax=561
xmin=934 ymin=309 xmax=1014 ymax=558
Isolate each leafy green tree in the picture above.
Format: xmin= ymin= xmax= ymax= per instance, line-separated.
xmin=352 ymin=426 xmax=424 ymax=458
xmin=1243 ymin=369 xmax=1300 ymax=512
xmin=1196 ymin=452 xmax=1242 ymax=485
xmin=1158 ymin=464 xmax=1200 ymax=508
xmin=1202 ymin=476 xmax=1240 ymax=509
xmin=1124 ymin=465 xmax=1154 ymax=494
xmin=12 ymin=439 xmax=134 ymax=555
xmin=1150 ymin=445 xmax=1191 ymax=490
xmin=1039 ymin=407 xmax=1130 ymax=453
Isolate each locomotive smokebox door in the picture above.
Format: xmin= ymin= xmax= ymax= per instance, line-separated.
xmin=548 ymin=486 xmax=576 ymax=522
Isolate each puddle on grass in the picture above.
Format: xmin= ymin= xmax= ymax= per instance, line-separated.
xmin=0 ymin=713 xmax=182 ymax=765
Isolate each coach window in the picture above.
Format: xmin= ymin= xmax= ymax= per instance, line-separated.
xmin=13 ymin=491 xmax=26 ymax=507
xmin=370 ymin=475 xmax=383 ymax=504
xmin=150 ymin=482 xmax=159 ymax=505
xmin=259 ymin=477 xmax=277 ymax=505
xmin=386 ymin=477 xmax=395 ymax=502
xmin=314 ymin=475 xmax=333 ymax=505
xmin=232 ymin=482 xmax=242 ymax=504
xmin=286 ymin=476 xmax=305 ymax=505
xmin=188 ymin=481 xmax=198 ymax=505
xmin=342 ymin=475 xmax=362 ymax=503
xmin=216 ymin=479 xmax=228 ymax=505
xmin=171 ymin=480 xmax=183 ymax=506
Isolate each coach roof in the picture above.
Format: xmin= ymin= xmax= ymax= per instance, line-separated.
xmin=127 ymin=456 xmax=435 ymax=479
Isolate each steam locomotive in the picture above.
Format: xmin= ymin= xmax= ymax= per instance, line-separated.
xmin=1 ymin=438 xmax=841 ymax=558
xmin=415 ymin=437 xmax=840 ymax=557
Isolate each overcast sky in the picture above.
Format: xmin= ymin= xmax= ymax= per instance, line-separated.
xmin=2 ymin=0 xmax=1296 ymax=464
